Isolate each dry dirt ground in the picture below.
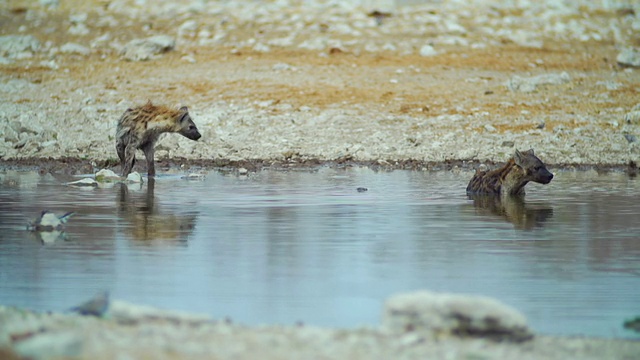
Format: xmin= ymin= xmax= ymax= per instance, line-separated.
xmin=0 ymin=0 xmax=639 ymax=174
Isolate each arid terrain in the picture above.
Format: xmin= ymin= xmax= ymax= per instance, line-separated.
xmin=0 ymin=0 xmax=639 ymax=174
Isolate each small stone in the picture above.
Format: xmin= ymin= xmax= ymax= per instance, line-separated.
xmin=120 ymin=35 xmax=175 ymax=61
xmin=624 ymin=134 xmax=637 ymax=143
xmin=506 ymin=72 xmax=571 ymax=93
xmin=616 ymin=47 xmax=640 ymax=68
xmin=95 ymin=169 xmax=120 ymax=182
xmin=238 ymin=167 xmax=248 ymax=175
xmin=484 ymin=124 xmax=496 ymax=132
xmin=419 ymin=44 xmax=437 ymax=57
xmin=66 ymin=178 xmax=98 ymax=187
xmin=59 ymin=42 xmax=90 ymax=56
xmin=126 ymin=172 xmax=143 ymax=183
xmin=272 ymin=63 xmax=293 ymax=71
xmin=501 ymin=141 xmax=515 ymax=147
xmin=178 ymin=20 xmax=198 ymax=37
xmin=624 ymin=111 xmax=640 ymax=124
xmin=182 ymin=173 xmax=206 ymax=180
xmin=356 ymin=187 xmax=368 ymax=192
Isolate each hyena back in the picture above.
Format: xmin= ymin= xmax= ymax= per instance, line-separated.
xmin=116 ymin=101 xmax=201 ymax=177
xmin=466 ymin=149 xmax=553 ymax=196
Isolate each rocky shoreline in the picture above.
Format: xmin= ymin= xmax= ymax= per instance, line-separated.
xmin=1 ymin=0 xmax=639 ymax=168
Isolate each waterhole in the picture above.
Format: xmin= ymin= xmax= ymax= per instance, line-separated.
xmin=0 ymin=167 xmax=638 ymax=338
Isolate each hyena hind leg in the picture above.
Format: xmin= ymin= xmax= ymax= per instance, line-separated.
xmin=141 ymin=142 xmax=156 ymax=177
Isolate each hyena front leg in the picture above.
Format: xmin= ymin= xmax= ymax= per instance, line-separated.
xmin=116 ymin=142 xmax=126 ymax=164
xmin=121 ymin=144 xmax=137 ymax=177
xmin=141 ymin=142 xmax=156 ymax=177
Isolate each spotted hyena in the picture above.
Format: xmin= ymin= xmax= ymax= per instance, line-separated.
xmin=116 ymin=101 xmax=201 ymax=177
xmin=466 ymin=149 xmax=553 ymax=196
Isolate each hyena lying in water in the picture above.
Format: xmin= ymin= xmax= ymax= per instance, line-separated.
xmin=466 ymin=149 xmax=553 ymax=196
xmin=116 ymin=101 xmax=201 ymax=177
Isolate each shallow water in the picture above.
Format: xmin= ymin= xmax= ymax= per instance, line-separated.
xmin=0 ymin=167 xmax=639 ymax=338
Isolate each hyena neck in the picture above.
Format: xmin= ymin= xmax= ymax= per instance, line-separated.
xmin=498 ymin=159 xmax=528 ymax=196
xmin=145 ymin=115 xmax=176 ymax=136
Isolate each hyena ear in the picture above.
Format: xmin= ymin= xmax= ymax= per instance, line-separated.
xmin=179 ymin=106 xmax=189 ymax=113
xmin=514 ymin=149 xmax=525 ymax=167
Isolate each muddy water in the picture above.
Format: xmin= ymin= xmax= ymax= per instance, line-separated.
xmin=0 ymin=167 xmax=638 ymax=338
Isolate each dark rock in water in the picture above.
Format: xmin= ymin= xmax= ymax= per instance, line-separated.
xmin=623 ymin=134 xmax=637 ymax=143
xmin=356 ymin=187 xmax=368 ymax=192
xmin=624 ymin=316 xmax=640 ymax=333
xmin=627 ymin=161 xmax=638 ymax=178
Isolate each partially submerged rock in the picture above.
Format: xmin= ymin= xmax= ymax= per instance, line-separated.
xmin=66 ymin=178 xmax=98 ymax=187
xmin=382 ymin=290 xmax=533 ymax=342
xmin=95 ymin=169 xmax=121 ymax=182
xmin=125 ymin=172 xmax=143 ymax=183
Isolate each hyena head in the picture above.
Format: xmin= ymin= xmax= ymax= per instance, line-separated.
xmin=176 ymin=106 xmax=201 ymax=141
xmin=514 ymin=149 xmax=553 ymax=185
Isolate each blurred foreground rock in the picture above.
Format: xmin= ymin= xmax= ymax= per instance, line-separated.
xmin=382 ymin=291 xmax=532 ymax=342
xmin=1 ymin=291 xmax=639 ymax=360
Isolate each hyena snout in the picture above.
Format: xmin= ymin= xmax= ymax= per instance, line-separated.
xmin=182 ymin=123 xmax=201 ymax=141
xmin=534 ymin=167 xmax=554 ymax=184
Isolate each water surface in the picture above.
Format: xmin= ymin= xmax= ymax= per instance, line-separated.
xmin=0 ymin=167 xmax=638 ymax=338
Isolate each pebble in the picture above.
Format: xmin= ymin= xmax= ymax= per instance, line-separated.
xmin=616 ymin=47 xmax=640 ymax=68
xmin=418 ymin=44 xmax=437 ymax=57
xmin=59 ymin=42 xmax=91 ymax=56
xmin=66 ymin=178 xmax=98 ymax=187
xmin=120 ymin=35 xmax=176 ymax=61
xmin=506 ymin=72 xmax=571 ymax=92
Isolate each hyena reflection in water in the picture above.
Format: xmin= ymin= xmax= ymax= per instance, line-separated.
xmin=466 ymin=149 xmax=553 ymax=197
xmin=116 ymin=179 xmax=198 ymax=244
xmin=115 ymin=101 xmax=201 ymax=177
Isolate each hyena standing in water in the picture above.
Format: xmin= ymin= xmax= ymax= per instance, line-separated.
xmin=116 ymin=101 xmax=201 ymax=177
xmin=466 ymin=149 xmax=553 ymax=196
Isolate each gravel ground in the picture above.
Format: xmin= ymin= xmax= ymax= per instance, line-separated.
xmin=0 ymin=0 xmax=639 ymax=171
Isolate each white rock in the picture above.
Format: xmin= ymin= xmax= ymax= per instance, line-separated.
xmin=95 ymin=169 xmax=120 ymax=182
xmin=272 ymin=63 xmax=293 ymax=71
xmin=382 ymin=290 xmax=532 ymax=341
xmin=126 ymin=172 xmax=143 ymax=183
xmin=253 ymin=42 xmax=271 ymax=52
xmin=68 ymin=23 xmax=89 ymax=36
xmin=238 ymin=167 xmax=248 ymax=175
xmin=625 ymin=111 xmax=640 ymax=124
xmin=419 ymin=44 xmax=437 ymax=57
xmin=59 ymin=42 xmax=90 ymax=55
xmin=178 ymin=20 xmax=198 ymax=37
xmin=120 ymin=35 xmax=175 ymax=61
xmin=617 ymin=47 xmax=640 ymax=68
xmin=506 ymin=72 xmax=571 ymax=93
xmin=39 ymin=0 xmax=59 ymax=7
xmin=0 ymin=35 xmax=40 ymax=58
